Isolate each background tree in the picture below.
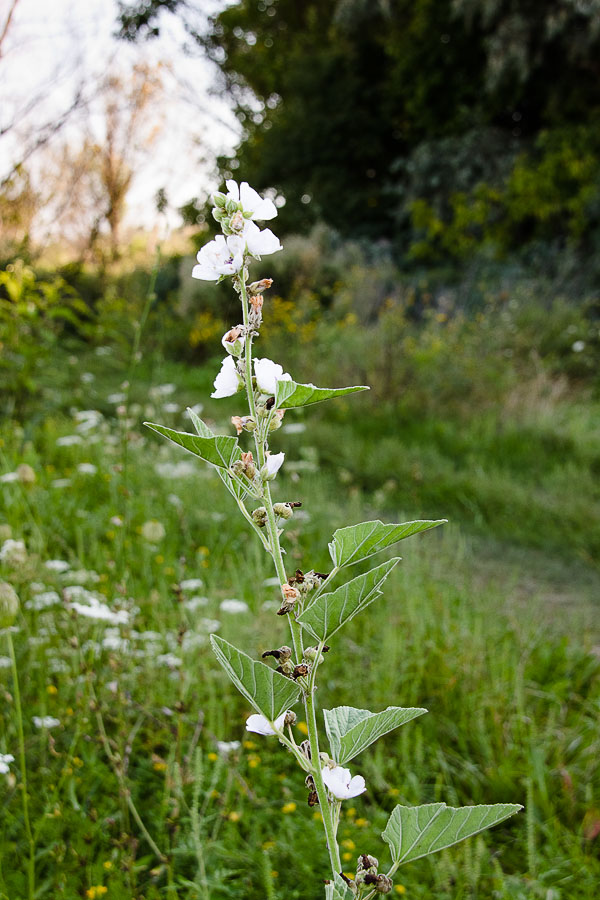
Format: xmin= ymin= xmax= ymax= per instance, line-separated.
xmin=117 ymin=0 xmax=600 ymax=259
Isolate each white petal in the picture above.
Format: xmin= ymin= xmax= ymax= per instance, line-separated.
xmin=244 ymin=220 xmax=282 ymax=257
xmin=254 ymin=357 xmax=290 ymax=395
xmin=225 ymin=179 xmax=240 ymax=201
xmin=211 ymin=357 xmax=242 ymax=399
xmin=265 ymin=452 xmax=285 ymax=476
xmin=245 ymin=711 xmax=286 ymax=735
xmin=346 ymin=775 xmax=367 ymax=798
xmin=239 ymin=182 xmax=278 ymax=219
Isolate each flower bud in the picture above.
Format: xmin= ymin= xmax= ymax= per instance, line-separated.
xmin=303 ymin=646 xmax=324 ymax=665
xmin=284 ymin=710 xmax=297 ymax=727
xmin=213 ymin=192 xmax=227 ymax=208
xmin=225 ymin=198 xmax=239 ymax=215
xmin=212 ymin=207 xmax=226 ymax=223
xmin=251 ymin=507 xmax=268 ymax=527
xmin=268 ymin=409 xmax=285 ymax=432
xmin=363 ymin=875 xmax=393 ymax=894
xmin=357 ymin=854 xmax=379 ymax=873
xmin=0 ymin=582 xmax=19 ymax=629
xmin=248 ymin=279 xmax=273 ymax=294
xmin=229 ymin=211 xmax=245 ymax=233
xmin=222 ymin=326 xmax=244 ymax=357
xmin=273 ymin=502 xmax=293 ymax=520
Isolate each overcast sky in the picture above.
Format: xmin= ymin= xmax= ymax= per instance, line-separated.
xmin=0 ymin=0 xmax=239 ymax=230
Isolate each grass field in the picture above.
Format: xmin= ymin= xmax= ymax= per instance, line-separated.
xmin=0 ymin=333 xmax=599 ymax=899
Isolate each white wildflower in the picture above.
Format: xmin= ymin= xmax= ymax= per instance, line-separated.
xmin=25 ymin=591 xmax=61 ymax=611
xmin=33 ymin=716 xmax=60 ymax=729
xmin=0 ymin=540 xmax=27 ymax=567
xmin=157 ymin=652 xmax=182 ymax=668
xmin=56 ymin=435 xmax=83 ymax=447
xmin=224 ymin=180 xmax=277 ymax=221
xmin=572 ymin=340 xmax=585 ymax=352
xmin=245 ymin=711 xmax=287 ymax=735
xmin=192 ymin=234 xmax=245 ymax=281
xmin=321 ymin=765 xmax=366 ymax=800
xmin=0 ymin=753 xmax=14 ymax=774
xmin=45 ymin=559 xmax=70 ymax=573
xmin=77 ymin=463 xmax=97 ymax=475
xmin=141 ymin=520 xmax=166 ymax=542
xmin=254 ymin=358 xmax=292 ymax=396
xmin=220 ymin=598 xmax=249 ymax=614
xmin=180 ymin=578 xmax=204 ymax=591
xmin=216 ymin=740 xmax=241 ymax=756
xmin=70 ymin=596 xmax=129 ymax=625
xmin=263 ymin=452 xmax=285 ymax=479
xmin=242 ymin=220 xmax=282 ymax=258
xmin=211 ymin=356 xmax=243 ymax=399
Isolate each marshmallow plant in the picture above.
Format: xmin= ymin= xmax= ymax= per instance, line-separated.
xmin=145 ymin=181 xmax=521 ymax=898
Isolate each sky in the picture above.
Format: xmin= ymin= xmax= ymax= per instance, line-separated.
xmin=0 ymin=0 xmax=239 ymax=233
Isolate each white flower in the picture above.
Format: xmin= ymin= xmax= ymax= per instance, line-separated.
xmin=220 ymin=598 xmax=249 ymax=614
xmin=141 ymin=520 xmax=166 ymax=542
xmin=216 ymin=740 xmax=241 ymax=756
xmin=242 ymin=219 xmax=282 ymax=258
xmin=25 ymin=591 xmax=61 ymax=611
xmin=212 ymin=356 xmax=243 ymax=399
xmin=45 ymin=559 xmax=70 ymax=573
xmin=254 ymin=358 xmax=292 ymax=395
xmin=70 ymin=597 xmax=129 ymax=625
xmin=33 ymin=716 xmax=60 ymax=729
xmin=0 ymin=472 xmax=19 ymax=483
xmin=321 ymin=765 xmax=366 ymax=800
xmin=245 ymin=711 xmax=287 ymax=735
xmin=180 ymin=578 xmax=204 ymax=591
xmin=264 ymin=452 xmax=285 ymax=479
xmin=0 ymin=753 xmax=14 ymax=774
xmin=572 ymin=340 xmax=585 ymax=353
xmin=192 ymin=234 xmax=245 ymax=281
xmin=77 ymin=463 xmax=97 ymax=475
xmin=225 ymin=180 xmax=277 ymax=221
xmin=56 ymin=434 xmax=83 ymax=447
xmin=0 ymin=539 xmax=27 ymax=567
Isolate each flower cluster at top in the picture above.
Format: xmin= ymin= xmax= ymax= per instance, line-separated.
xmin=192 ymin=180 xmax=282 ymax=282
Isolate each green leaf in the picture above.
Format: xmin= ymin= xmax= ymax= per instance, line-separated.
xmin=325 ymin=873 xmax=355 ymax=900
xmin=382 ymin=802 xmax=523 ymax=866
xmin=323 ymin=705 xmax=427 ymax=765
xmin=274 ymin=378 xmax=368 ymax=410
xmin=297 ymin=558 xmax=400 ymax=641
xmin=210 ymin=635 xmax=301 ymax=720
xmin=187 ymin=408 xmax=213 ymax=439
xmin=329 ymin=519 xmax=446 ymax=568
xmin=144 ymin=421 xmax=241 ymax=470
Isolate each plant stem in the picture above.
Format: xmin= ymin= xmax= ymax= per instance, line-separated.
xmin=7 ymin=631 xmax=35 ymax=900
xmin=239 ymin=266 xmax=341 ymax=879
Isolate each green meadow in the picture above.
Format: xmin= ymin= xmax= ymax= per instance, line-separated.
xmin=1 ymin=277 xmax=599 ymax=899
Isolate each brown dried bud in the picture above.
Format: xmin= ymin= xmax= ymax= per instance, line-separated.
xmin=284 ymin=710 xmax=297 ymax=727
xmin=299 ymin=740 xmax=311 ymax=760
xmin=262 ymin=645 xmax=292 ymax=662
xmin=248 ymin=279 xmax=273 ymax=294
xmin=288 ymin=569 xmax=305 ymax=584
xmin=358 ymin=854 xmax=379 ymax=872
xmin=223 ymin=325 xmax=243 ymax=344
xmin=307 ymin=790 xmax=319 ymax=807
xmin=292 ymin=664 xmax=309 ymax=680
xmin=273 ymin=502 xmax=293 ymax=520
xmin=282 ymin=584 xmax=300 ymax=601
xmin=231 ymin=416 xmax=244 ymax=435
xmin=366 ymin=875 xmax=393 ymax=894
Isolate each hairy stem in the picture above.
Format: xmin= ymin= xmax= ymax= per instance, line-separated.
xmin=238 ymin=268 xmax=341 ymax=879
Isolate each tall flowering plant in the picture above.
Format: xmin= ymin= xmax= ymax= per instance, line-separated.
xmin=146 ymin=182 xmax=521 ymax=898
